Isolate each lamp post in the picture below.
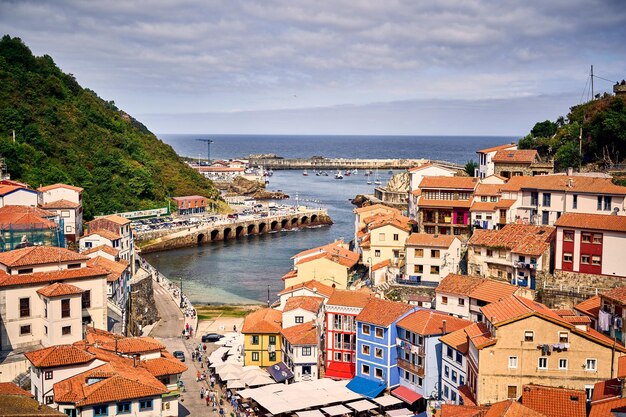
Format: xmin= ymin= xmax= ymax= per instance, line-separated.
xmin=180 ymin=277 xmax=184 ymax=308
xmin=367 ymin=257 xmax=372 ymax=286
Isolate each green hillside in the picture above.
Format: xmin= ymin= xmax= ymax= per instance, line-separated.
xmin=0 ymin=35 xmax=219 ymax=219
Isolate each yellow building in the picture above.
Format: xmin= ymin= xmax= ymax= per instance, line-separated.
xmin=242 ymin=308 xmax=283 ymax=367
xmin=361 ymin=214 xmax=412 ymax=267
xmin=464 ymin=295 xmax=626 ymax=405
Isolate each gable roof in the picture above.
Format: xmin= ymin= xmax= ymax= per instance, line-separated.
xmin=0 ymin=184 xmax=31 ymax=196
xmin=84 ymin=328 xmax=165 ymax=355
xmin=465 ymin=322 xmax=495 ymax=349
xmin=242 ymin=308 xmax=282 ymax=334
xmin=356 ymin=298 xmax=414 ymax=327
xmin=87 ymin=256 xmax=128 ymax=282
xmin=419 ymin=176 xmax=478 ymax=190
xmin=0 ymin=265 xmax=108 ymax=288
xmin=295 ymin=248 xmax=359 ymax=269
xmin=500 ymin=175 xmax=626 ymax=195
xmin=406 ymin=233 xmax=458 ymax=248
xmin=600 ymin=287 xmax=626 ymax=305
xmin=407 ymin=162 xmax=456 ymax=174
xmin=468 ymin=224 xmax=554 ymax=256
xmin=354 ymin=204 xmax=401 ymax=215
xmin=590 ymin=398 xmax=626 ymax=417
xmin=140 ymin=354 xmax=187 ymax=378
xmin=439 ymin=404 xmax=486 ymax=417
xmin=25 ymin=345 xmax=95 ymax=368
xmin=397 ymin=309 xmax=472 ymax=336
xmin=521 ymin=384 xmax=586 ymax=417
xmin=492 ymin=149 xmax=539 ymax=164
xmin=37 ymin=183 xmax=83 ymax=193
xmin=0 ymin=246 xmax=88 ymax=268
xmin=82 ymin=229 xmax=121 ymax=241
xmin=436 ymin=274 xmax=484 ymax=297
xmin=281 ymin=321 xmax=318 ymax=345
xmin=81 ymin=245 xmax=120 ymax=258
xmin=484 ymin=399 xmax=547 ymax=417
xmin=37 ymin=282 xmax=83 ymax=297
xmin=555 ymin=213 xmax=626 ymax=233
xmin=0 ymin=205 xmax=58 ymax=229
xmin=327 ymin=289 xmax=374 ymax=308
xmin=477 ymin=143 xmax=517 ymax=154
xmin=40 ymin=199 xmax=80 ymax=209
xmin=474 ymin=183 xmax=504 ymax=196
xmin=278 ymin=280 xmax=335 ymax=298
xmin=283 ymin=296 xmax=324 ymax=313
xmin=92 ymin=214 xmax=130 ymax=225
xmin=439 ymin=326 xmax=470 ymax=354
xmin=366 ymin=213 xmax=413 ymax=232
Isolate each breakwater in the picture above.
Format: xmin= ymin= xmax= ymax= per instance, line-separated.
xmin=248 ymin=156 xmax=463 ymax=170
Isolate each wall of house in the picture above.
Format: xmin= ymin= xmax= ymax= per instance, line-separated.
xmin=282 ymin=308 xmax=318 ymax=329
xmin=1 ymin=189 xmax=39 ymax=207
xmin=44 ymin=295 xmax=83 ymax=346
xmin=278 ymin=288 xmax=328 ymax=310
xmin=75 ymin=397 xmax=163 ymax=417
xmin=435 ymin=292 xmax=470 ymax=319
xmin=243 ymin=332 xmax=282 ymax=367
xmin=405 ymin=241 xmax=461 ymax=285
xmin=356 ymin=321 xmax=393 ymax=386
xmin=441 ymin=342 xmax=466 ymax=405
xmin=31 ymin=360 xmax=105 ymax=404
xmin=293 ymin=258 xmax=349 ymax=289
xmin=368 ymin=225 xmax=409 ymax=263
xmin=325 ymin=306 xmax=360 ymax=379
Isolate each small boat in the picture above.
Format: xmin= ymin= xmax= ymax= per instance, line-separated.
xmin=322 ymin=171 xmax=329 ymax=176
xmin=373 ymin=169 xmax=382 ymax=185
xmin=303 ymin=170 xmax=309 ymax=176
xmin=345 ymin=170 xmax=351 ymax=177
xmin=388 ymin=170 xmax=393 ymax=174
xmin=335 ymin=170 xmax=344 ymax=179
xmin=268 ymin=169 xmax=274 ymax=177
xmin=367 ymin=179 xmax=372 ymax=185
xmin=353 ymin=169 xmax=358 ymax=174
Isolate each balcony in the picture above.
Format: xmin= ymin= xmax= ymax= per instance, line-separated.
xmin=334 ymin=342 xmax=356 ymax=351
xmin=398 ymin=358 xmax=425 ymax=377
xmin=397 ymin=338 xmax=425 ymax=356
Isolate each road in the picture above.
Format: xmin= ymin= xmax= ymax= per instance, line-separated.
xmin=151 ymin=283 xmax=186 ymax=338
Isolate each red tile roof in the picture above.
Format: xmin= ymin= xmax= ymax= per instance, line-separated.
xmin=0 ymin=265 xmax=108 ymax=288
xmin=172 ymin=195 xmax=208 ymax=202
xmin=484 ymin=399 xmax=547 ymax=417
xmin=278 ymin=280 xmax=335 ymax=297
xmin=465 ymin=322 xmax=495 ymax=349
xmin=397 ymin=309 xmax=471 ymax=336
xmin=0 ymin=184 xmax=28 ymax=196
xmin=292 ymin=241 xmax=348 ymax=259
xmin=37 ymin=282 xmax=83 ymax=297
xmin=501 ymin=175 xmax=626 ymax=195
xmin=492 ymin=149 xmax=538 ymax=164
xmin=406 ymin=233 xmax=458 ymax=248
xmin=25 ymin=345 xmax=95 ymax=368
xmin=521 ymin=384 xmax=586 ymax=417
xmin=140 ymin=355 xmax=187 ymax=377
xmin=87 ymin=256 xmax=128 ymax=282
xmin=242 ymin=308 xmax=282 ymax=334
xmin=468 ymin=224 xmax=554 ymax=256
xmin=0 ymin=246 xmax=88 ymax=267
xmin=439 ymin=404 xmax=486 ymax=417
xmin=81 ymin=245 xmax=120 ymax=257
xmin=419 ymin=176 xmax=478 ymax=190
xmin=0 ymin=382 xmax=34 ymax=397
xmin=495 ymin=199 xmax=516 ymax=209
xmin=601 ymin=287 xmax=626 ymax=305
xmin=591 ymin=378 xmax=621 ymax=402
xmin=367 ymin=213 xmax=413 ymax=232
xmin=354 ymin=204 xmax=401 ymax=215
xmin=474 ymin=183 xmax=504 ymax=196
xmin=0 ymin=205 xmax=56 ymax=218
xmin=0 ymin=210 xmax=57 ymax=229
xmin=437 ymin=274 xmax=518 ymax=304
xmin=281 ymin=321 xmax=318 ymax=345
xmin=574 ymin=295 xmax=600 ymax=319
xmin=327 ymin=289 xmax=374 ymax=308
xmin=555 ymin=213 xmax=626 ymax=233
xmin=95 ymin=214 xmax=130 ymax=225
xmin=477 ymin=143 xmax=517 ymax=154
xmin=418 ymin=198 xmax=473 ymax=209
xmin=84 ymin=328 xmax=165 ymax=354
xmin=590 ymin=398 xmax=626 ymax=417
xmin=357 ymin=298 xmax=414 ymax=327
xmin=83 ymin=229 xmax=121 ymax=240
xmin=37 ymin=183 xmax=83 ymax=193
xmin=295 ymin=248 xmax=359 ymax=269
xmin=437 ymin=274 xmax=484 ymax=296
xmin=283 ymin=296 xmax=324 ymax=313
xmin=439 ymin=326 xmax=469 ymax=354
xmin=371 ymin=259 xmax=391 ymax=272
xmin=470 ymin=201 xmax=498 ymax=212
xmin=40 ymin=199 xmax=80 ymax=209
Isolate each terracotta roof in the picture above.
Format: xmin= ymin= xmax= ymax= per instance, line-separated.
xmin=469 ymin=279 xmax=519 ymax=304
xmin=555 ymin=213 xmax=626 ymax=233
xmin=0 ymin=246 xmax=88 ymax=268
xmin=172 ymin=195 xmax=207 ymax=202
xmin=281 ymin=270 xmax=298 ymax=281
xmin=500 ymin=175 xmax=626 ymax=195
xmin=492 ymin=149 xmax=538 ymax=164
xmin=84 ymin=328 xmax=165 ymax=354
xmin=474 ymin=183 xmax=504 ymax=196
xmin=0 ymin=184 xmax=28 ymax=196
xmin=397 ymin=309 xmax=471 ymax=336
xmin=40 ymin=199 xmax=80 ymax=209
xmin=419 ymin=176 xmax=478 ymax=190
xmin=439 ymin=326 xmax=469 ymax=354
xmin=574 ymin=295 xmax=600 ymax=319
xmin=242 ymin=308 xmax=282 ymax=334
xmin=292 ymin=241 xmax=347 ymax=259
xmin=470 ymin=201 xmax=498 ymax=212
xmin=407 ymin=162 xmax=433 ymax=173
xmin=0 ymin=210 xmax=57 ymax=229
xmin=371 ymin=259 xmax=390 ymax=272
xmin=37 ymin=183 xmax=83 ymax=193
xmin=436 ymin=274 xmax=484 ymax=297
xmin=459 ymin=384 xmax=478 ymax=406
xmin=81 ymin=245 xmax=120 ymax=257
xmin=366 ymin=213 xmax=413 ymax=232
xmin=140 ymin=355 xmax=187 ymax=377
xmin=439 ymin=404 xmax=486 ymax=417
xmin=468 ymin=224 xmax=555 ymax=256
xmin=278 ymin=280 xmax=335 ymax=298
xmin=0 ymin=382 xmax=34 ymax=397
xmin=0 ymin=205 xmax=56 ymax=218
xmin=618 ymin=356 xmax=626 ymax=379
xmin=495 ymin=199 xmax=516 ymax=209
xmin=281 ymin=321 xmax=318 ymax=345
xmin=406 ymin=233 xmax=457 ymax=248
xmin=418 ymin=198 xmax=473 ymax=209
xmin=465 ymin=322 xmax=495 ymax=349
xmin=521 ymin=384 xmax=586 ymax=417
xmin=354 ymin=204 xmax=401 ymax=215
xmin=561 ymin=315 xmax=591 ymax=325
xmin=37 ymin=282 xmax=83 ymax=297
xmin=601 ymin=287 xmax=626 ymax=305
xmin=591 ymin=378 xmax=621 ymax=403
xmin=484 ymin=399 xmax=547 ymax=417
xmin=295 ymin=248 xmax=359 ymax=269
xmin=87 ymin=256 xmax=128 ymax=282
xmin=25 ymin=345 xmax=95 ymax=368
xmin=590 ymin=398 xmax=626 ymax=417
xmin=477 ymin=143 xmax=517 ymax=154
xmin=357 ymin=298 xmax=413 ymax=327
xmin=82 ymin=229 xmax=121 ymax=240
xmin=283 ymin=296 xmax=324 ymax=313
xmin=327 ymin=289 xmax=374 ymax=308
xmin=96 ymin=214 xmax=130 ymax=225
xmin=0 ymin=265 xmax=108 ymax=288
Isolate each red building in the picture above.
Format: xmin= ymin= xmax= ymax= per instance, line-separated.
xmin=324 ymin=290 xmax=373 ymax=379
xmin=172 ymin=195 xmax=208 ymax=216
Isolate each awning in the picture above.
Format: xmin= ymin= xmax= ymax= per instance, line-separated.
xmin=346 ymin=400 xmax=377 ymax=412
xmin=391 ymin=386 xmax=422 ymax=405
xmin=322 ymin=405 xmax=352 ymax=416
xmin=386 ymin=408 xmax=413 ymax=417
xmin=324 ymin=362 xmax=354 ymax=379
xmin=372 ymin=395 xmax=403 ymax=407
xmin=267 ymin=362 xmax=294 ymax=382
xmin=346 ymin=376 xmax=386 ymax=399
xmin=297 ymin=411 xmax=325 ymax=417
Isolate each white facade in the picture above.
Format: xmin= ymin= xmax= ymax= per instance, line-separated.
xmin=405 ymin=238 xmax=461 ymax=285
xmin=282 ymin=339 xmax=319 ymax=382
xmin=440 ymin=342 xmax=467 ymax=405
xmin=0 ymin=188 xmax=39 ymax=207
xmin=30 ymin=358 xmax=104 ymax=405
xmin=39 ymin=185 xmax=84 ymax=240
xmin=60 ymin=396 xmax=166 ymax=417
xmin=282 ymin=307 xmax=321 ymax=329
xmin=407 ymin=165 xmax=456 ymax=220
xmin=435 ymin=292 xmax=471 ymax=320
xmin=469 ymin=245 xmax=547 ymax=288
xmin=476 ymin=145 xmax=517 ymax=179
xmin=277 ymin=286 xmax=330 ymax=310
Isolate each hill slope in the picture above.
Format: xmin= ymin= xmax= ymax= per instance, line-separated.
xmin=0 ymin=35 xmax=219 ymax=219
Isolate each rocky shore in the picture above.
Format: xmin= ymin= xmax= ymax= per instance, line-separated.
xmin=216 ymin=176 xmax=289 ymax=200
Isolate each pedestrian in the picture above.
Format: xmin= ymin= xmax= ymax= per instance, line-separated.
xmin=196 ymin=370 xmax=201 ymax=381
xmin=205 ymin=395 xmax=210 ymax=407
xmin=203 ymin=343 xmax=207 ymax=351
xmin=185 ymin=323 xmax=189 ymax=333
xmin=210 ymin=375 xmax=215 ymax=389
xmin=201 ymin=387 xmax=205 ymax=399
xmin=233 ymin=325 xmax=237 ymax=332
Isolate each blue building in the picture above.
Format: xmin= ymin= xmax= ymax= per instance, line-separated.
xmin=352 ymin=298 xmax=417 ymax=395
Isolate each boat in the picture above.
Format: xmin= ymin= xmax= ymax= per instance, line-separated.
xmin=268 ymin=169 xmax=274 ymax=177
xmin=315 ymin=171 xmax=321 ymax=176
xmin=373 ymin=169 xmax=382 ymax=185
xmin=344 ymin=170 xmax=351 ymax=177
xmin=388 ymin=170 xmax=393 ymax=174
xmin=335 ymin=170 xmax=344 ymax=179
xmin=353 ymin=169 xmax=358 ymax=174
xmin=303 ymin=170 xmax=309 ymax=176
xmin=322 ymin=171 xmax=329 ymax=176
xmin=367 ymin=179 xmax=372 ymax=185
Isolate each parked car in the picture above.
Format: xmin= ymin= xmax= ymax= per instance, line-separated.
xmin=173 ymin=351 xmax=185 ymax=362
xmin=201 ymin=333 xmax=225 ymax=343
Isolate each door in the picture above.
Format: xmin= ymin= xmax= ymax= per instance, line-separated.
xmin=541 ymin=211 xmax=549 ymax=225
xmin=507 ymin=385 xmax=518 ymax=399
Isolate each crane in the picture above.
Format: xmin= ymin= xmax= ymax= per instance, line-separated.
xmin=196 ymin=139 xmax=214 ymax=165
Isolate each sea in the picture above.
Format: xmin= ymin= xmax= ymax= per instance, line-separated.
xmin=143 ymin=135 xmax=517 ymax=305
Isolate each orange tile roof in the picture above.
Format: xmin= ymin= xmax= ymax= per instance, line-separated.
xmin=0 ymin=184 xmax=27 ymax=196
xmin=295 ymin=248 xmax=359 ymax=269
xmin=590 ymin=398 xmax=626 ymax=417
xmin=36 ymin=282 xmax=83 ymax=297
xmin=407 ymin=162 xmax=433 ymax=173
xmin=172 ymin=195 xmax=207 ymax=202
xmin=0 ymin=210 xmax=57 ymax=229
xmin=371 ymin=259 xmax=391 ymax=272
xmin=439 ymin=326 xmax=469 ymax=354
xmin=600 ymin=287 xmax=626 ymax=305
xmin=495 ymin=199 xmax=516 ymax=209
xmin=561 ymin=315 xmax=591 ymax=325
xmin=468 ymin=224 xmax=554 ymax=256
xmin=278 ymin=280 xmax=335 ymax=298
xmin=419 ymin=198 xmax=473 ymax=209
xmin=574 ymin=295 xmax=600 ymax=319
xmin=0 ymin=246 xmax=88 ymax=267
xmin=357 ymin=298 xmax=414 ymax=327
xmin=25 ymin=345 xmax=95 ymax=368
xmin=436 ymin=274 xmax=484 ymax=297
xmin=97 ymin=214 xmax=130 ymax=225
xmin=366 ymin=212 xmax=413 ymax=232
xmin=492 ymin=149 xmax=538 ymax=164
xmin=327 ymin=289 xmax=374 ymax=308
xmin=354 ymin=204 xmax=401 ymax=215
xmin=470 ymin=201 xmax=498 ymax=212
xmin=406 ymin=233 xmax=458 ymax=248
xmin=397 ymin=309 xmax=472 ymax=336
xmin=281 ymin=321 xmax=318 ymax=345
xmin=419 ymin=176 xmax=478 ymax=190
xmin=242 ymin=308 xmax=282 ymax=334
xmin=484 ymin=399 xmax=547 ymax=417
xmin=465 ymin=322 xmax=495 ymax=349
xmin=81 ymin=245 xmax=120 ymax=257
xmin=37 ymin=183 xmax=83 ymax=193
xmin=84 ymin=328 xmax=165 ymax=354
xmin=0 ymin=205 xmax=56 ymax=218
xmin=0 ymin=265 xmax=108 ymax=288
xmin=439 ymin=404 xmax=486 ymax=417
xmin=459 ymin=384 xmax=478 ymax=406
xmin=555 ymin=213 xmax=626 ymax=233
xmin=292 ymin=241 xmax=346 ymax=259
xmin=501 ymin=175 xmax=626 ymax=195
xmin=87 ymin=256 xmax=128 ymax=282
xmin=0 ymin=382 xmax=34 ymax=397
xmin=469 ymin=279 xmax=519 ymax=304
xmin=40 ymin=199 xmax=80 ymax=209
xmin=281 ymin=269 xmax=298 ymax=281
xmin=477 ymin=143 xmax=517 ymax=154
xmin=521 ymin=384 xmax=586 ymax=417
xmin=140 ymin=355 xmax=187 ymax=377
xmin=474 ymin=183 xmax=504 ymax=196
xmin=83 ymin=229 xmax=121 ymax=240
xmin=283 ymin=296 xmax=324 ymax=313
xmin=590 ymin=378 xmax=621 ymax=402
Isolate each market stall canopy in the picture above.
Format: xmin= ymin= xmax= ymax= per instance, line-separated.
xmin=372 ymin=395 xmax=403 ymax=407
xmin=346 ymin=399 xmax=377 ymax=412
xmin=297 ymin=411 xmax=325 ymax=417
xmin=267 ymin=362 xmax=294 ymax=382
xmin=227 ymin=379 xmax=246 ymax=389
xmin=386 ymin=408 xmax=413 ymax=417
xmin=391 ymin=386 xmax=422 ymax=405
xmin=346 ymin=376 xmax=386 ymax=399
xmin=322 ymin=405 xmax=352 ymax=416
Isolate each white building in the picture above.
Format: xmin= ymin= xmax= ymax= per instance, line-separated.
xmin=281 ymin=321 xmax=320 ymax=382
xmin=84 ymin=215 xmax=134 ymax=272
xmin=404 ymin=234 xmax=461 ymax=286
xmin=407 ymin=163 xmax=457 ymax=221
xmin=281 ymin=296 xmax=324 ymax=329
xmin=38 ymin=184 xmax=84 ymax=242
xmin=475 ymin=143 xmax=517 ymax=179
xmin=276 ymin=280 xmax=334 ymax=311
xmin=0 ymin=182 xmax=39 ymax=208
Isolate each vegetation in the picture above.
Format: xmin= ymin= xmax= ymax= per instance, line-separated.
xmin=464 ymin=160 xmax=478 ymax=177
xmin=518 ymin=94 xmax=626 ymax=171
xmin=0 ymin=36 xmax=219 ymax=219
xmin=194 ymin=304 xmax=259 ymax=321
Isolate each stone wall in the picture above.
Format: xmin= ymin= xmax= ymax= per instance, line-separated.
xmin=128 ymin=269 xmax=160 ymax=336
xmin=536 ymin=270 xmax=625 ymax=309
xmin=494 ymin=161 xmax=554 ymax=177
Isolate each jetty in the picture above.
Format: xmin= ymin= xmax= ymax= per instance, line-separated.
xmin=136 ymin=208 xmax=332 ymax=253
xmin=248 ymin=156 xmax=463 ymax=171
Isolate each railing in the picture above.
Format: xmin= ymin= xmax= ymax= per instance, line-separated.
xmin=398 ymin=358 xmax=425 ymax=377
xmin=397 ymin=339 xmax=425 ymax=356
xmin=334 ymin=342 xmax=356 ymax=351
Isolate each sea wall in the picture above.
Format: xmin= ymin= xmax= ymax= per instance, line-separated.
xmin=127 ymin=268 xmax=160 ymax=336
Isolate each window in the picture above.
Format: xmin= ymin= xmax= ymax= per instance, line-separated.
xmin=344 ymin=353 xmax=351 ymax=362
xmin=268 ymin=335 xmax=276 ymax=345
xmin=524 ymin=331 xmax=534 ymax=342
xmin=334 ymin=352 xmax=341 ymax=361
xmin=375 ymin=348 xmax=383 ymax=358
xmin=582 ymin=233 xmax=592 ymax=243
xmin=117 ymin=402 xmax=131 ymax=414
xmin=573 ymin=194 xmax=578 ymax=209
xmin=459 ymin=375 xmax=465 ymax=386
xmin=559 ymin=359 xmax=568 ymax=370
xmin=302 ymin=347 xmax=312 ymax=356
xmin=414 ymin=248 xmax=423 ymax=257
xmin=251 ymin=352 xmax=259 ymax=361
xmin=458 ymin=298 xmax=465 ymax=306
xmin=361 ymin=364 xmax=370 ymax=375
xmin=486 ymin=249 xmax=493 ymax=257
xmin=563 ymin=231 xmax=574 ymax=241
xmin=604 ymin=196 xmax=612 ymax=211
xmin=17 ymin=268 xmax=33 ymax=274
xmin=375 ymin=327 xmax=384 ymax=338
xmin=139 ymin=400 xmax=153 ymax=411
xmin=374 ymin=368 xmax=383 ymax=379
xmin=559 ymin=332 xmax=569 ymax=343
xmin=509 ymin=356 xmax=518 ymax=369
xmin=507 ymin=386 xmax=518 ymax=399
xmin=446 ymin=346 xmax=453 ymax=358
xmin=84 ymin=241 xmax=93 ymax=248
xmin=93 ymin=405 xmax=108 ymax=417
xmin=19 ymin=298 xmax=30 ymax=318
xmin=45 ymin=395 xmax=54 ymax=404
xmin=393 ymin=234 xmax=399 ymax=241
xmin=295 ymin=316 xmax=304 ymax=324
xmin=414 ymin=265 xmax=423 ymax=274
xmin=82 ymin=290 xmax=91 ymax=309
xmin=430 ymin=265 xmax=440 ymax=274
xmin=531 ymin=192 xmax=538 ymax=206
xmin=451 ymin=370 xmax=457 ymax=383
xmin=581 ymin=255 xmax=590 ymax=264
xmin=20 ymin=325 xmax=31 ymax=335
xmin=597 ymin=196 xmax=602 ymax=210
xmin=431 ymin=249 xmax=440 ymax=258
xmin=593 ymin=234 xmax=602 ymax=244
xmin=62 ymin=326 xmax=71 ymax=336
xmin=543 ymin=193 xmax=551 ymax=207
xmin=374 ymin=250 xmax=381 ymax=257
xmin=45 ymin=371 xmax=53 ymax=380
xmin=586 ymin=359 xmax=597 ymax=371
xmin=592 ymin=256 xmax=601 ymax=266
xmin=563 ymin=253 xmax=573 ymax=263
xmin=456 ymin=351 xmax=463 ymax=364
xmin=538 ymin=357 xmax=548 ymax=369
xmin=441 ymin=296 xmax=448 ymax=305
xmin=443 ymin=385 xmax=449 ymax=399
xmin=481 ymin=196 xmax=488 ymax=202
xmin=362 ymin=344 xmax=370 ymax=355
xmin=61 ymin=299 xmax=71 ymax=318
xmin=363 ymin=324 xmax=370 ymax=335
xmin=379 ymin=233 xmax=385 ymax=241
xmin=44 ymin=325 xmax=48 ymax=335
xmin=251 ymin=335 xmax=259 ymax=345
xmin=444 ymin=366 xmax=449 ymax=378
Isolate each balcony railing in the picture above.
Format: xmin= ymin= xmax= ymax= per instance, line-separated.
xmin=398 ymin=358 xmax=425 ymax=377
xmin=334 ymin=342 xmax=356 ymax=351
xmin=397 ymin=338 xmax=425 ymax=356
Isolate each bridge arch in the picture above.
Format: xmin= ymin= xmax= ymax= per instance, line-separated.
xmin=259 ymin=222 xmax=267 ymax=233
xmin=271 ymin=220 xmax=279 ymax=231
xmin=311 ymin=214 xmax=318 ymax=223
xmin=301 ymin=216 xmax=309 ymax=225
xmin=281 ymin=219 xmax=288 ymax=228
xmin=224 ymin=227 xmax=232 ymax=240
xmin=291 ymin=217 xmax=298 ymax=226
xmin=236 ymin=225 xmax=244 ymax=238
xmin=197 ymin=233 xmax=205 ymax=245
xmin=210 ymin=229 xmax=219 ymax=241
xmin=247 ymin=224 xmax=256 ymax=235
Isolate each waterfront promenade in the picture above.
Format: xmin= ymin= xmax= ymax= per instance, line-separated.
xmin=249 ymin=156 xmax=464 ymax=170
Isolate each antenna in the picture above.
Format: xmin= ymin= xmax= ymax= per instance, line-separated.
xmin=591 ymin=65 xmax=594 ymax=99
xmin=196 ymin=139 xmax=214 ymax=165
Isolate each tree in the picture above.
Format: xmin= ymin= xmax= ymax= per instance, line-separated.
xmin=464 ymin=160 xmax=478 ymax=177
xmin=531 ymin=120 xmax=558 ymax=138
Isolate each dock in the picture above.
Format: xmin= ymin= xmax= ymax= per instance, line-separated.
xmin=248 ymin=156 xmax=463 ymax=171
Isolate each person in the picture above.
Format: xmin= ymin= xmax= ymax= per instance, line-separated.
xmin=233 ymin=325 xmax=237 ymax=332
xmin=196 ymin=370 xmax=201 ymax=381
xmin=210 ymin=375 xmax=215 ymax=389
xmin=200 ymin=386 xmax=205 ymax=399
xmin=205 ymin=394 xmax=210 ymax=407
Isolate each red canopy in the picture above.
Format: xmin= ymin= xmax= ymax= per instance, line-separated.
xmin=391 ymin=386 xmax=423 ymax=404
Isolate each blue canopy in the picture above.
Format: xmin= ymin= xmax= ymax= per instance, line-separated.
xmin=267 ymin=362 xmax=294 ymax=382
xmin=346 ymin=376 xmax=386 ymax=399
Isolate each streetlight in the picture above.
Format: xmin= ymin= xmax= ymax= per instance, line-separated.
xmin=180 ymin=277 xmax=184 ymax=308
xmin=366 ymin=257 xmax=372 ymax=286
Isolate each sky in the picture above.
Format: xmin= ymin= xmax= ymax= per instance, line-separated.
xmin=1 ymin=0 xmax=625 ymax=136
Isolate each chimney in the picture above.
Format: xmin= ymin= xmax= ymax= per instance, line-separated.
xmin=567 ymin=167 xmax=574 ymax=176
xmin=442 ymin=319 xmax=447 ymax=335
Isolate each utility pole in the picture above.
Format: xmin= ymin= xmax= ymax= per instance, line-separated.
xmin=591 ymin=65 xmax=594 ymax=99
xmin=196 ymin=139 xmax=214 ymax=165
xmin=579 ymin=126 xmax=583 ymax=172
